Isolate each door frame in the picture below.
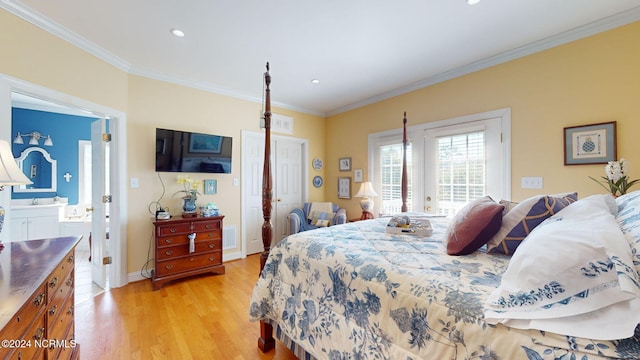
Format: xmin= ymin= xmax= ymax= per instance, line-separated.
xmin=241 ymin=130 xmax=308 ymax=258
xmin=0 ymin=74 xmax=129 ymax=288
xmin=368 ymin=108 xmax=511 ymax=214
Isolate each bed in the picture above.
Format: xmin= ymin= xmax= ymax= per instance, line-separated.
xmin=249 ymin=63 xmax=640 ymax=359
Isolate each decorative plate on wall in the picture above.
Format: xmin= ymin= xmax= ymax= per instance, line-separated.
xmin=313 ymin=175 xmax=323 ymax=188
xmin=312 ymin=157 xmax=323 ymax=170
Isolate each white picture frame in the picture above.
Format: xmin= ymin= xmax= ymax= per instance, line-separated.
xmin=354 ymin=169 xmax=363 ymax=183
xmin=338 ymin=177 xmax=351 ymax=199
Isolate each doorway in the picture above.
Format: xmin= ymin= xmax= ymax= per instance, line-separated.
xmin=241 ymin=130 xmax=307 ymax=257
xmin=0 ymin=74 xmax=129 ymax=292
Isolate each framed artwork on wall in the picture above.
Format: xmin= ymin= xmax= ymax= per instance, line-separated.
xmin=564 ymin=121 xmax=616 ymax=165
xmin=204 ymin=179 xmax=217 ymax=194
xmin=339 ymin=157 xmax=351 ymax=171
xmin=354 ymin=169 xmax=363 ymax=183
xmin=338 ymin=177 xmax=351 ymax=199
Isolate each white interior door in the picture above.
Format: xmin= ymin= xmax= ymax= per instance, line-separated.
xmin=90 ymin=118 xmax=109 ymax=289
xmin=242 ymin=131 xmax=306 ymax=256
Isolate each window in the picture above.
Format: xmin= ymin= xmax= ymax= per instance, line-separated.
xmin=379 ymin=142 xmax=412 ymax=215
xmin=435 ymin=131 xmax=485 ymax=216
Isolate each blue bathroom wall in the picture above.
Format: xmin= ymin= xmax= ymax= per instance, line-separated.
xmin=11 ymin=108 xmax=94 ymax=204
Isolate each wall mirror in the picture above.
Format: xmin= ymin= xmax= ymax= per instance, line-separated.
xmin=14 ymin=147 xmax=57 ymax=193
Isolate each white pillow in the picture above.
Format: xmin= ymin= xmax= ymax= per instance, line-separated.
xmin=484 ymin=194 xmax=640 ymax=340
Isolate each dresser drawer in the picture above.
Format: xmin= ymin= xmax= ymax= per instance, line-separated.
xmin=192 ymin=220 xmax=221 ymax=232
xmin=156 ymin=239 xmax=222 ymax=260
xmin=47 ymin=272 xmax=74 ymax=329
xmin=47 ymin=249 xmax=75 ymax=300
xmin=1 ymin=311 xmax=46 ymax=360
xmin=157 ymin=230 xmax=221 ymax=248
xmin=155 ymin=251 xmax=223 ymax=276
xmin=0 ymin=284 xmax=46 ymax=343
xmin=156 ymin=222 xmax=194 ymax=236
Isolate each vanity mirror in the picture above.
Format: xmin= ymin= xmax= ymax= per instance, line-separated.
xmin=14 ymin=147 xmax=57 ymax=192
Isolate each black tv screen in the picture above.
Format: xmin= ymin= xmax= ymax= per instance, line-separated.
xmin=155 ymin=128 xmax=232 ymax=173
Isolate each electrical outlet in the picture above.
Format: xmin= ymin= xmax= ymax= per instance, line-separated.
xmin=521 ymin=176 xmax=543 ymax=189
xmin=130 ymin=178 xmax=139 ymax=188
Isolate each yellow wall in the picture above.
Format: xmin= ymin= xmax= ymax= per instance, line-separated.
xmin=0 ymin=9 xmax=326 ymax=276
xmin=327 ymin=21 xmax=640 ymax=218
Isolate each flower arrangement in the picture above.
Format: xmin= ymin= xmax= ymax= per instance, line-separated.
xmin=175 ymin=175 xmax=202 ymax=201
xmin=589 ymin=158 xmax=639 ymax=197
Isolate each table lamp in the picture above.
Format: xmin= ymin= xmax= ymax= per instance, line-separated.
xmin=354 ymin=181 xmax=379 ymax=220
xmin=0 ymin=140 xmax=33 ymax=249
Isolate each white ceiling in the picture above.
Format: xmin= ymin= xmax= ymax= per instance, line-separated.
xmin=3 ymin=0 xmax=640 ymax=116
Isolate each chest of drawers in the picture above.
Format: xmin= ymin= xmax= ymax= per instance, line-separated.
xmin=0 ymin=236 xmax=80 ymax=360
xmin=152 ymin=216 xmax=225 ymax=290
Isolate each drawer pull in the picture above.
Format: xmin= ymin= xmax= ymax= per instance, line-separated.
xmin=169 ymin=227 xmax=177 ymax=233
xmin=209 ymin=243 xmax=215 ymax=249
xmin=49 ymin=305 xmax=58 ymax=316
xmin=34 ymin=327 xmax=45 ymax=340
xmin=33 ymin=293 xmax=45 ymax=307
xmin=67 ymin=255 xmax=74 ymax=263
xmin=67 ymin=305 xmax=74 ymax=315
xmin=190 ymin=257 xmax=195 ymax=262
xmin=66 ymin=277 xmax=74 ymax=287
xmin=165 ymin=250 xmax=173 ymax=256
xmin=205 ymin=224 xmax=213 ymax=229
xmin=49 ymin=276 xmax=58 ymax=288
xmin=17 ymin=350 xmax=22 ymax=360
xmin=165 ymin=264 xmax=174 ymax=270
xmin=164 ymin=238 xmax=173 ymax=244
xmin=209 ymin=257 xmax=215 ymax=262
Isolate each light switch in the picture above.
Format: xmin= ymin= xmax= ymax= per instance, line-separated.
xmin=521 ymin=176 xmax=543 ymax=189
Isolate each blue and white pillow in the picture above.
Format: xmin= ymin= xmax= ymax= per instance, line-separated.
xmin=484 ymin=194 xmax=640 ymax=340
xmin=616 ymin=190 xmax=640 ymax=273
xmin=487 ymin=192 xmax=577 ymax=255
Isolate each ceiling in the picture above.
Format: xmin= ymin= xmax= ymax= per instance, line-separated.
xmin=3 ymin=0 xmax=640 ymax=116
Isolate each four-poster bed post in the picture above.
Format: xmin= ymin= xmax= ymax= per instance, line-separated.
xmin=258 ymin=62 xmax=276 ymax=352
xmin=401 ymin=112 xmax=408 ymax=212
xmin=255 ymin=64 xmax=410 ymax=354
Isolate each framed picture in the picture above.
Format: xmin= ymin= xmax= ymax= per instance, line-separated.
xmin=564 ymin=121 xmax=616 ymax=165
xmin=338 ymin=177 xmax=351 ymax=199
xmin=354 ymin=169 xmax=363 ymax=183
xmin=189 ymin=134 xmax=223 ymax=153
xmin=204 ymin=179 xmax=217 ymax=195
xmin=339 ymin=157 xmax=351 ymax=171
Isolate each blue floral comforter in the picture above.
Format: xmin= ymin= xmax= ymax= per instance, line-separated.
xmin=249 ymin=216 xmax=640 ymax=359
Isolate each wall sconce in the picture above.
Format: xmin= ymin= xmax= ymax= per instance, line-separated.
xmin=13 ymin=131 xmax=53 ymax=146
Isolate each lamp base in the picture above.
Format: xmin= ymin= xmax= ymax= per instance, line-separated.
xmin=360 ymin=211 xmax=374 ymax=220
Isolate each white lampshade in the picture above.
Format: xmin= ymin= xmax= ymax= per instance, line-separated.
xmin=0 ymin=140 xmax=32 ymax=188
xmin=355 ymin=182 xmax=379 ymax=198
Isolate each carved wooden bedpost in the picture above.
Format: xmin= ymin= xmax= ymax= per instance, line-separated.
xmin=258 ymin=62 xmax=276 ymax=352
xmin=401 ymin=112 xmax=408 ymax=213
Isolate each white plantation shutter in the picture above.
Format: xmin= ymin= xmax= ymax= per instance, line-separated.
xmin=379 ymin=142 xmax=412 ymax=215
xmin=436 ymin=131 xmax=485 ymax=216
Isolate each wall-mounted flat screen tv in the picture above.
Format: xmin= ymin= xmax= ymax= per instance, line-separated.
xmin=155 ymin=128 xmax=232 ymax=173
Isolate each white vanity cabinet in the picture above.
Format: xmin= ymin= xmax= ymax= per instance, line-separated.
xmin=9 ymin=205 xmax=62 ymax=241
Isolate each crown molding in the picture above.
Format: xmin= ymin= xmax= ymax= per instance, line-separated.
xmin=326 ymin=6 xmax=640 ymax=116
xmin=1 ymin=1 xmax=132 ymax=72
xmin=2 ymin=1 xmax=639 ymax=118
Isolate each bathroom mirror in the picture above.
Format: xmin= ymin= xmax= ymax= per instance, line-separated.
xmin=14 ymin=147 xmax=57 ymax=193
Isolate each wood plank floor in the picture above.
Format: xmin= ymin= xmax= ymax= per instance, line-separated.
xmin=75 ymin=254 xmax=298 ymax=360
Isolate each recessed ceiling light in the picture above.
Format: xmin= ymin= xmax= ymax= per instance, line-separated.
xmin=311 ymin=79 xmax=320 ymax=84
xmin=170 ymin=28 xmax=185 ymax=37
xmin=467 ymin=0 xmax=480 ymax=5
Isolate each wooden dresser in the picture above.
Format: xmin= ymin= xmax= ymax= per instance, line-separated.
xmin=152 ymin=216 xmax=225 ymax=290
xmin=0 ymin=236 xmax=81 ymax=360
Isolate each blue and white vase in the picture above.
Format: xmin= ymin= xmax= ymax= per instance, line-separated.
xmin=182 ymin=198 xmax=197 ymax=213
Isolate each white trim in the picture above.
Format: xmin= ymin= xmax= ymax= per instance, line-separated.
xmin=0 ymin=73 xmax=129 ymax=288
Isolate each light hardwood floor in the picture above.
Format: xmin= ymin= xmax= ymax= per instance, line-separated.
xmin=75 ymin=254 xmax=298 ymax=360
